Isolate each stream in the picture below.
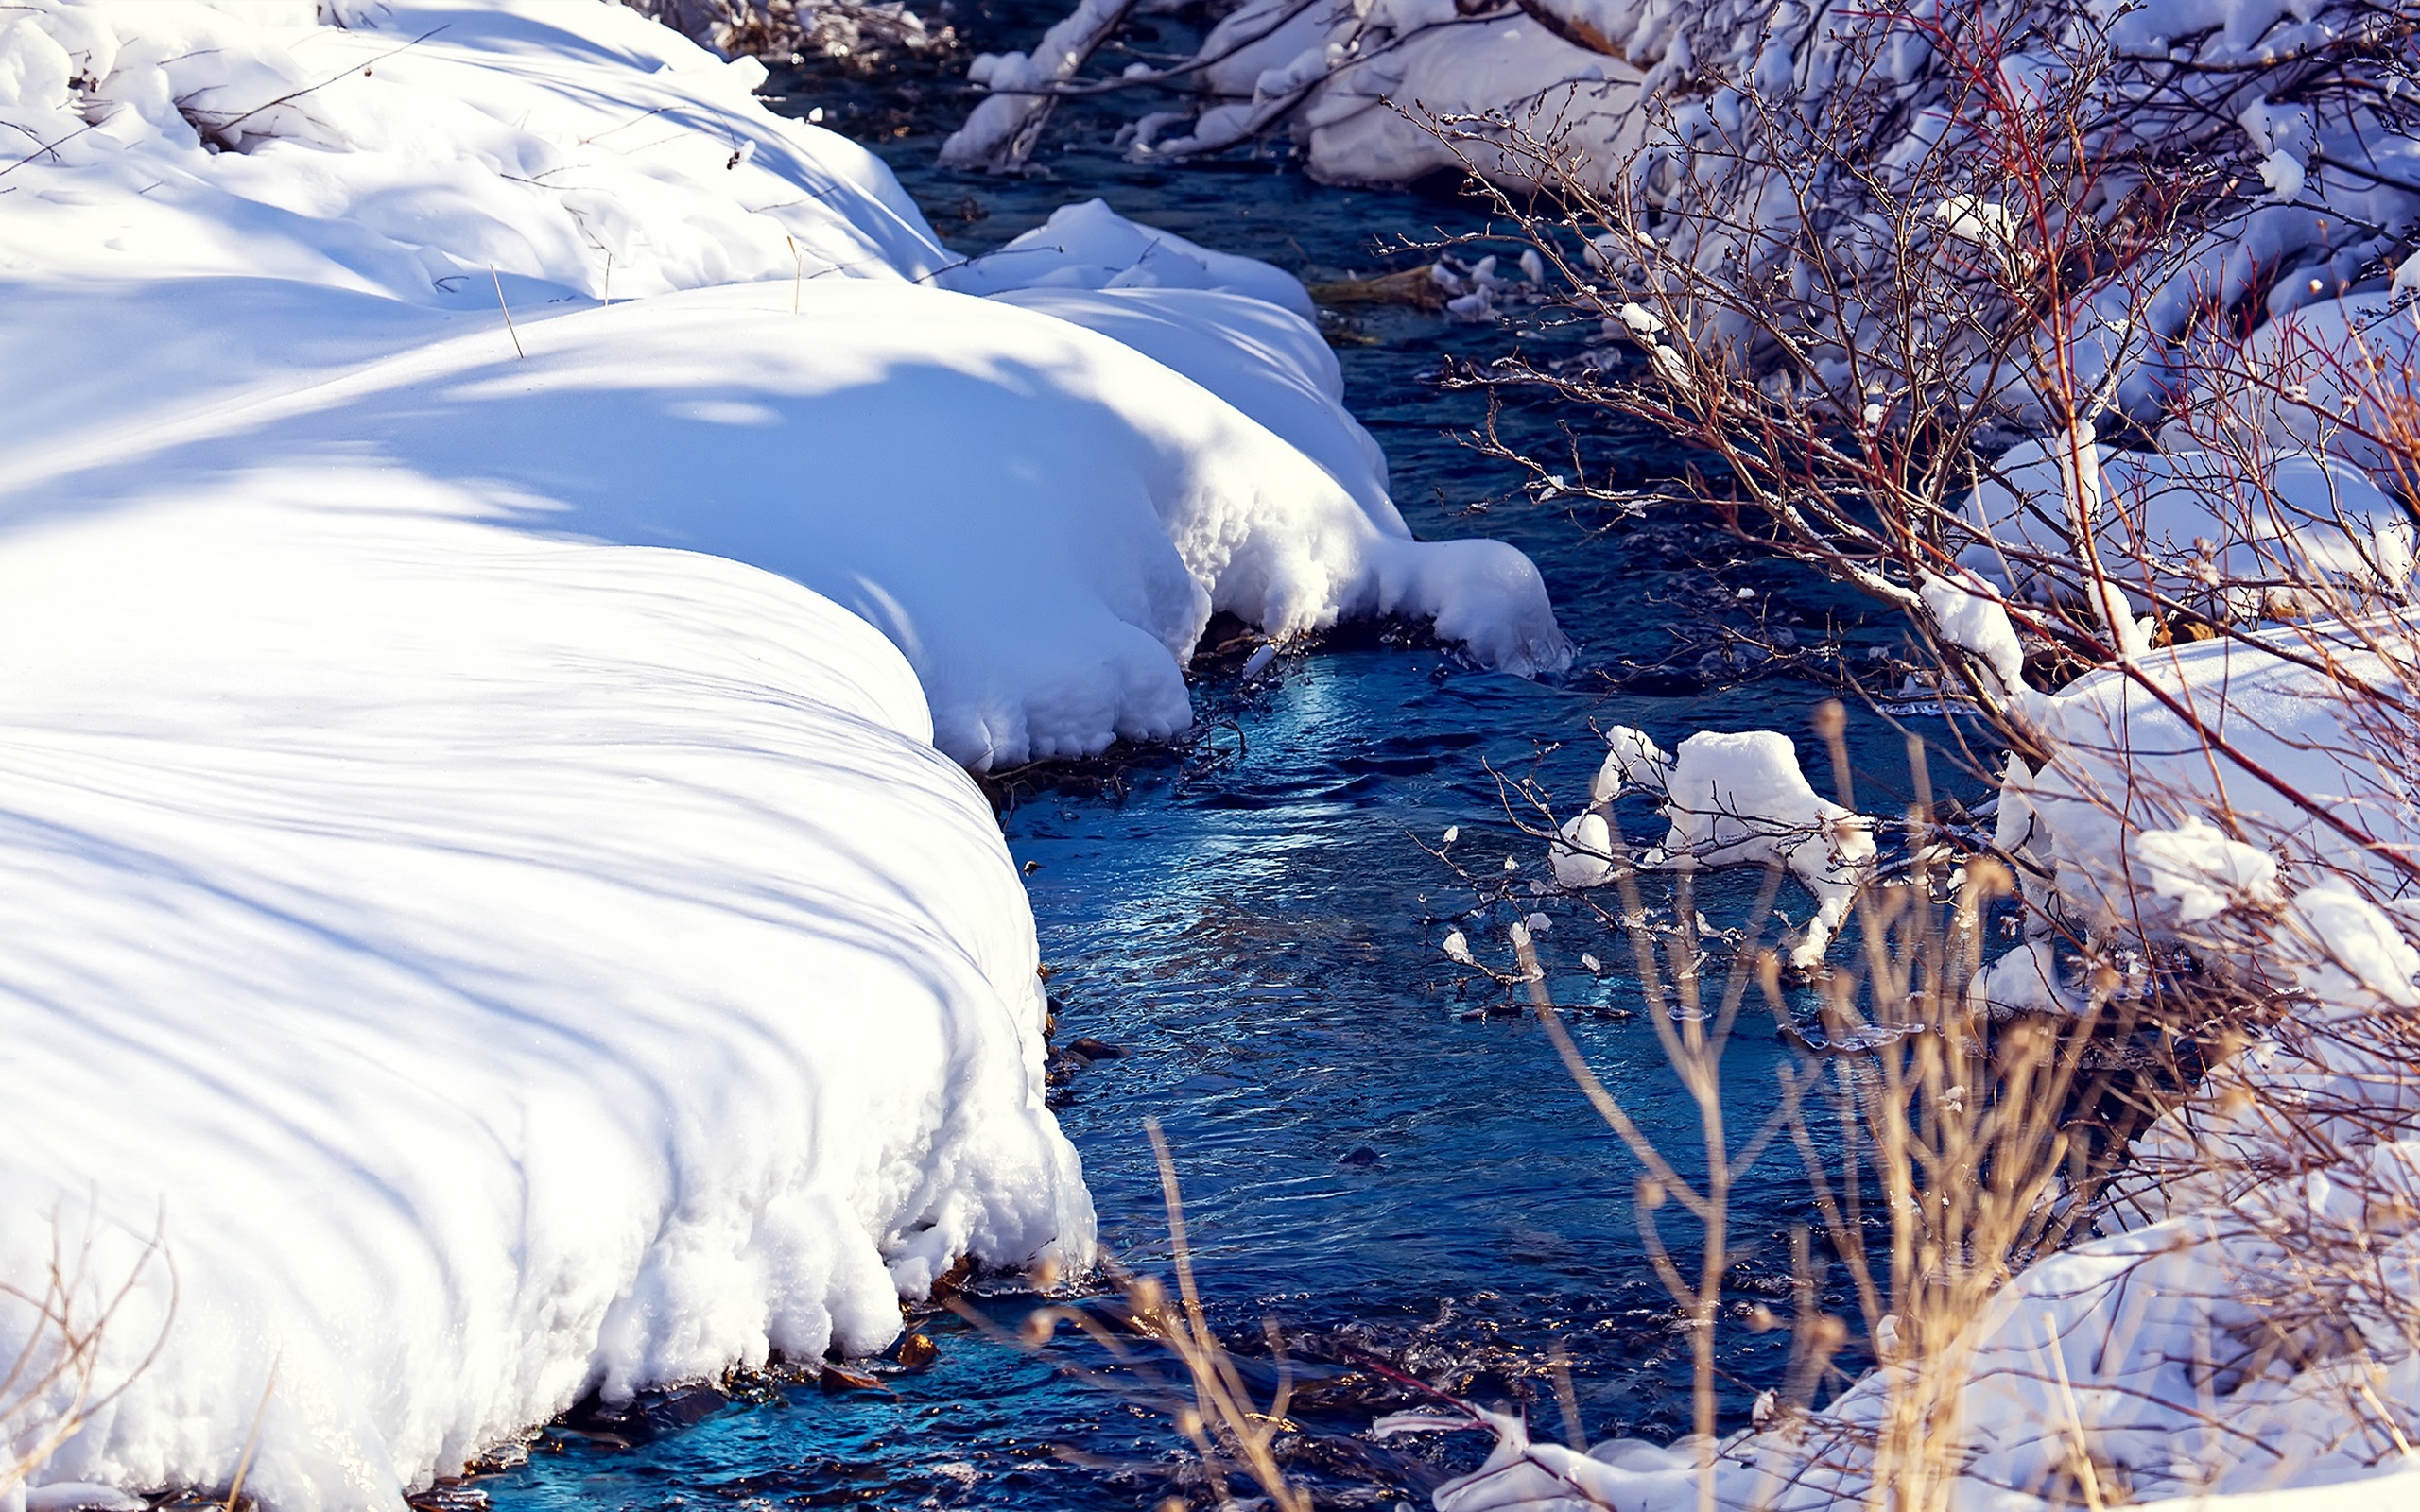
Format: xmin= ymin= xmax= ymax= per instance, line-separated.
xmin=478 ymin=11 xmax=1980 ymax=1507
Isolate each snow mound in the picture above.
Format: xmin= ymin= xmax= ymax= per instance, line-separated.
xmin=7 ymin=274 xmax=1568 ymax=769
xmin=940 ymin=198 xmax=1319 ymax=318
xmin=1213 ymin=11 xmax=1645 ymax=189
xmin=989 ymin=284 xmax=1391 ymax=518
xmin=0 ymin=2 xmax=1571 ymax=772
xmin=0 ymin=478 xmax=1092 ymax=1512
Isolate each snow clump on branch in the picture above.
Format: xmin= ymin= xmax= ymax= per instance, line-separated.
xmin=1549 ymin=725 xmax=1875 ymax=969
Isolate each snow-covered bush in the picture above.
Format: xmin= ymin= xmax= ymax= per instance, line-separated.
xmin=1547 ymin=725 xmax=1875 ymax=968
xmin=1345 ymin=0 xmax=2420 ymax=1503
xmin=939 ymin=0 xmax=2414 ymax=452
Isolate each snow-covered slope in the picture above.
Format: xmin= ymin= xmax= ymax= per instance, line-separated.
xmin=0 ymin=0 xmax=1571 ymax=768
xmin=0 ymin=481 xmax=1092 ymax=1512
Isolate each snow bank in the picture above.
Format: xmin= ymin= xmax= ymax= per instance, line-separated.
xmin=0 ymin=0 xmax=1574 ymax=1505
xmin=1959 ymin=438 xmax=2416 ymax=625
xmin=1501 ymin=605 xmax=2420 ymax=1504
xmin=6 ymin=272 xmax=1568 ymax=768
xmin=988 ymin=284 xmax=1390 ymax=515
xmin=0 ymin=0 xmax=1571 ymax=768
xmin=1409 ymin=1387 xmax=2420 ymax=1511
xmin=945 ymin=0 xmax=2419 ymax=441
xmin=0 ymin=479 xmax=1093 ymax=1512
xmin=0 ymin=0 xmax=944 ymax=296
xmin=1901 ymin=868 xmax=2420 ymax=1509
xmin=946 ymin=0 xmax=1652 ymax=183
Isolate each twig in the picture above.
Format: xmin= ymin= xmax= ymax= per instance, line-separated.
xmin=489 ymin=265 xmax=525 ymax=359
xmin=222 ymin=1350 xmax=282 ymax=1512
xmin=184 ymin=25 xmax=449 ymax=144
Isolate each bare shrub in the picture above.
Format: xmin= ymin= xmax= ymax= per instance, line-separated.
xmin=1379 ymin=0 xmax=2420 ymax=1502
xmin=1407 ymin=691 xmax=2222 ymax=1509
xmin=1 ymin=1216 xmax=172 ymax=1499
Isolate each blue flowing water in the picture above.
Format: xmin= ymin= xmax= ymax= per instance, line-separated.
xmin=478 ymin=26 xmax=1980 ymax=1510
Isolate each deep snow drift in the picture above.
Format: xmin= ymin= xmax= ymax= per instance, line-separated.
xmin=0 ymin=481 xmax=1093 ymax=1512
xmin=0 ymin=0 xmax=1570 ymax=768
xmin=0 ymin=0 xmax=1572 ymax=1507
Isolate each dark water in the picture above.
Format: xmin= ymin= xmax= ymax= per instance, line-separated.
xmin=480 ymin=19 xmax=1980 ymax=1510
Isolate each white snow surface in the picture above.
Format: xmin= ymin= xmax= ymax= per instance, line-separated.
xmin=0 ymin=0 xmax=1575 ymax=1507
xmin=2001 ymin=625 xmax=2420 ymax=945
xmin=1958 ymin=437 xmax=2417 ymax=626
xmin=9 ymin=271 xmax=1568 ymax=769
xmin=0 ymin=0 xmax=1570 ymax=770
xmin=938 ymin=196 xmax=1320 ymax=318
xmin=0 ymin=481 xmax=1093 ymax=1511
xmin=988 ymin=284 xmax=1392 ymax=516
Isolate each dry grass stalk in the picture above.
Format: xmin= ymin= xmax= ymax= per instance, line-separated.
xmin=954 ymin=1118 xmax=1309 ymax=1512
xmin=1478 ymin=698 xmax=2167 ymax=1510
xmin=1130 ymin=1116 xmax=1310 ymax=1512
xmin=1 ymin=1216 xmax=172 ymax=1499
